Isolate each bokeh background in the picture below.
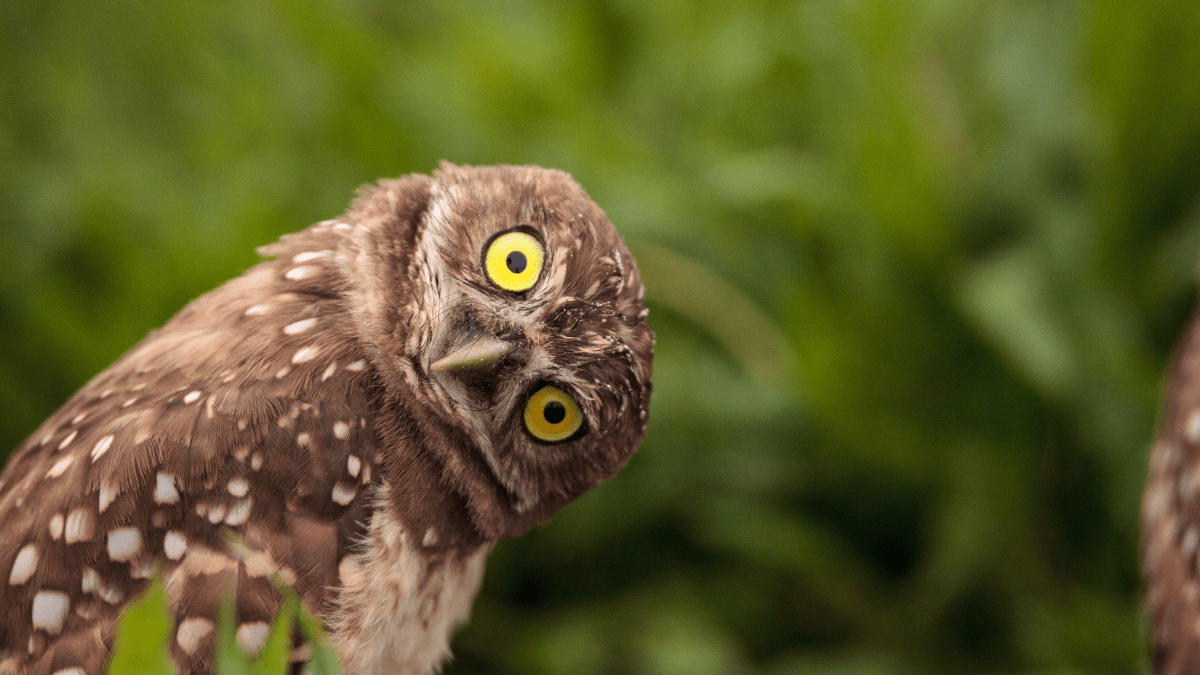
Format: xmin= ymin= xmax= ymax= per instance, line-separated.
xmin=3 ymin=0 xmax=1199 ymax=673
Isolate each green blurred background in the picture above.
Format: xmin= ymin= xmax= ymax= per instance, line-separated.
xmin=2 ymin=0 xmax=1198 ymax=672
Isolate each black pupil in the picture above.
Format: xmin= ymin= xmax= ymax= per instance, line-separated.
xmin=506 ymin=250 xmax=527 ymax=274
xmin=543 ymin=400 xmax=566 ymax=425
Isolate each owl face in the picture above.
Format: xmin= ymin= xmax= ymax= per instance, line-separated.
xmin=346 ymin=164 xmax=653 ymax=541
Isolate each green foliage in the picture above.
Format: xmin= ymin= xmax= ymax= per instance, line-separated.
xmin=108 ymin=574 xmax=342 ymax=675
xmin=214 ymin=592 xmax=293 ymax=675
xmin=2 ymin=0 xmax=1197 ymax=673
xmin=109 ymin=574 xmax=176 ymax=675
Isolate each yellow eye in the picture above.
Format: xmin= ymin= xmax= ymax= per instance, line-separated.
xmin=524 ymin=385 xmax=583 ymax=443
xmin=484 ymin=231 xmax=544 ymax=293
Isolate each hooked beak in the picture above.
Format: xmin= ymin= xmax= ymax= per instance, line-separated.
xmin=430 ymin=336 xmax=515 ymax=372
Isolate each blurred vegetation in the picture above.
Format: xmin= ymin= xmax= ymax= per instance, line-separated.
xmin=2 ymin=0 xmax=1199 ymax=673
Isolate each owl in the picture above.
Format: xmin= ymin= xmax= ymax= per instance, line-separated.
xmin=1143 ymin=307 xmax=1200 ymax=674
xmin=0 ymin=163 xmax=654 ymax=675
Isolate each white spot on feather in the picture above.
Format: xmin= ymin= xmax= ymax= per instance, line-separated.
xmin=338 ymin=556 xmax=361 ymax=588
xmin=98 ymin=480 xmax=118 ymax=512
xmin=225 ymin=498 xmax=253 ymax=526
xmin=133 ymin=422 xmax=153 ymax=446
xmin=344 ymin=359 xmax=366 ymax=372
xmin=347 ymin=454 xmax=361 ymax=477
xmin=227 ymin=478 xmax=249 ymax=497
xmin=164 ymin=531 xmax=187 ymax=560
xmin=292 ymin=251 xmax=331 ymax=264
xmin=155 ymin=473 xmax=180 ymax=504
xmin=32 ymin=591 xmax=69 ymax=634
xmin=284 ymin=318 xmax=318 ymax=335
xmin=285 ymin=266 xmax=315 ymax=280
xmin=48 ymin=514 xmax=63 ymax=540
xmin=237 ymin=622 xmax=271 ymax=656
xmin=71 ymin=413 xmax=86 ymax=425
xmin=207 ymin=503 xmax=227 ymax=524
xmin=244 ymin=304 xmax=270 ymax=316
xmin=65 ymin=509 xmax=95 ymax=544
xmin=334 ymin=422 xmax=350 ymax=440
xmin=332 ymin=483 xmax=357 ymax=505
xmin=296 ymin=432 xmax=311 ymax=448
xmin=1189 ymin=409 xmax=1200 ymax=442
xmin=45 ymin=456 xmax=74 ymax=478
xmin=278 ymin=567 xmax=298 ymax=585
xmin=106 ymin=527 xmax=142 ymax=562
xmin=176 ymin=617 xmax=214 ymax=655
xmin=57 ymin=430 xmax=77 ymax=450
xmin=1144 ymin=482 xmax=1172 ymax=524
xmin=9 ymin=545 xmax=37 ymax=585
xmin=52 ymin=667 xmax=86 ymax=675
xmin=292 ymin=346 xmax=320 ymax=364
xmin=183 ymin=390 xmax=202 ymax=404
xmin=81 ymin=568 xmax=100 ymax=594
xmin=91 ymin=435 xmax=114 ymax=461
xmin=243 ymin=551 xmax=274 ymax=578
xmin=321 ymin=363 xmax=338 ymax=381
xmin=1185 ymin=526 xmax=1200 ymax=557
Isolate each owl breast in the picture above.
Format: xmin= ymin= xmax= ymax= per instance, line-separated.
xmin=330 ymin=489 xmax=489 ymax=675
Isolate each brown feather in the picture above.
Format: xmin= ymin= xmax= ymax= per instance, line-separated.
xmin=1145 ymin=304 xmax=1200 ymax=674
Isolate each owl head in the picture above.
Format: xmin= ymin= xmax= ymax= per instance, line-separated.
xmin=339 ymin=163 xmax=653 ymax=544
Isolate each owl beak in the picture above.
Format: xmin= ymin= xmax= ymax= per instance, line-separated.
xmin=430 ymin=336 xmax=515 ymax=372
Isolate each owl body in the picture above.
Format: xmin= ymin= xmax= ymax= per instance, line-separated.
xmin=1145 ymin=307 xmax=1200 ymax=674
xmin=0 ymin=164 xmax=653 ymax=675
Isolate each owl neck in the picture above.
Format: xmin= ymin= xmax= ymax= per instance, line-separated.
xmin=371 ymin=397 xmax=501 ymax=552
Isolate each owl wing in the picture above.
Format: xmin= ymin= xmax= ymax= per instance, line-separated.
xmin=0 ymin=220 xmax=380 ymax=675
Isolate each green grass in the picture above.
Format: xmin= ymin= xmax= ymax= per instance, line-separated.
xmin=109 ymin=574 xmax=342 ymax=675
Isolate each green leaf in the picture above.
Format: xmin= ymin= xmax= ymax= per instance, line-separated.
xmin=214 ymin=590 xmax=301 ymax=675
xmin=214 ymin=590 xmax=252 ymax=675
xmin=295 ymin=599 xmax=344 ymax=675
xmin=253 ymin=595 xmax=296 ymax=675
xmin=213 ymin=578 xmax=342 ymax=675
xmin=108 ymin=573 xmax=177 ymax=675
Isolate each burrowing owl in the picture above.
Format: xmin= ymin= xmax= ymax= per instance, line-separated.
xmin=1144 ymin=310 xmax=1200 ymax=674
xmin=0 ymin=163 xmax=654 ymax=675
